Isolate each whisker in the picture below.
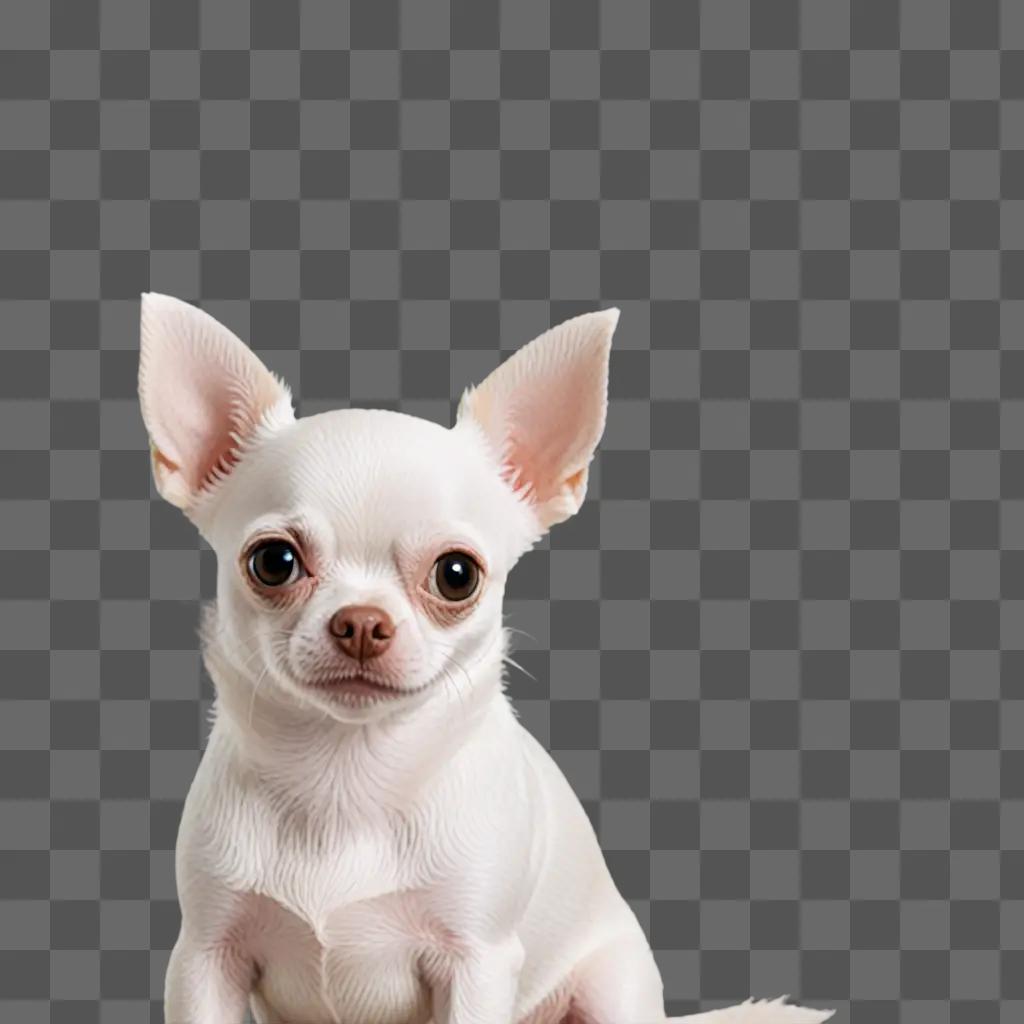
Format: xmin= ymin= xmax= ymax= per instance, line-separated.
xmin=501 ymin=653 xmax=537 ymax=683
xmin=439 ymin=661 xmax=462 ymax=711
xmin=503 ymin=625 xmax=540 ymax=646
xmin=437 ymin=653 xmax=469 ymax=712
xmin=247 ymin=662 xmax=272 ymax=729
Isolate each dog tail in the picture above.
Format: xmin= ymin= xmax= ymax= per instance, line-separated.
xmin=667 ymin=996 xmax=835 ymax=1023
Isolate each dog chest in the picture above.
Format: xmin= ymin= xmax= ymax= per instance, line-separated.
xmin=228 ymin=809 xmax=440 ymax=1024
xmin=249 ymin=890 xmax=435 ymax=1024
xmin=232 ymin=800 xmax=414 ymax=938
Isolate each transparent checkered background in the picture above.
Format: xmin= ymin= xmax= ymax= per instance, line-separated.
xmin=3 ymin=0 xmax=1024 ymax=1021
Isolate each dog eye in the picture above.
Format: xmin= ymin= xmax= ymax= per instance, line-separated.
xmin=248 ymin=540 xmax=304 ymax=588
xmin=429 ymin=552 xmax=481 ymax=602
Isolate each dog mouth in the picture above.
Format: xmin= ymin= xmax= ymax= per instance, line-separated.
xmin=305 ymin=672 xmax=430 ymax=704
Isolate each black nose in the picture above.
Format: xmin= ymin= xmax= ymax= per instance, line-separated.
xmin=328 ymin=605 xmax=395 ymax=661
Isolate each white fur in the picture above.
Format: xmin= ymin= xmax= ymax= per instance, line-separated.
xmin=671 ymin=998 xmax=834 ymax=1023
xmin=139 ymin=294 xmax=833 ymax=1024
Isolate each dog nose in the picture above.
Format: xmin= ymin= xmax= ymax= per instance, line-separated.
xmin=328 ymin=605 xmax=395 ymax=661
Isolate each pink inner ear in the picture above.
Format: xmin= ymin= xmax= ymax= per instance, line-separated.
xmin=154 ymin=356 xmax=247 ymax=491
xmin=139 ymin=295 xmax=290 ymax=503
xmin=454 ymin=308 xmax=619 ymax=529
xmin=463 ymin=310 xmax=615 ymax=510
xmin=499 ymin=374 xmax=606 ymax=505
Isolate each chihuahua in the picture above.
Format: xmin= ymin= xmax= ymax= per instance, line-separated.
xmin=139 ymin=294 xmax=832 ymax=1024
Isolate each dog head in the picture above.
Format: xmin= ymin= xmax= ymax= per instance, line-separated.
xmin=138 ymin=294 xmax=618 ymax=724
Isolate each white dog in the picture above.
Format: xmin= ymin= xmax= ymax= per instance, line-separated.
xmin=139 ymin=294 xmax=833 ymax=1024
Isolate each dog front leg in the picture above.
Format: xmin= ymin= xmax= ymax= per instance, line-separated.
xmin=164 ymin=932 xmax=256 ymax=1024
xmin=431 ymin=936 xmax=524 ymax=1024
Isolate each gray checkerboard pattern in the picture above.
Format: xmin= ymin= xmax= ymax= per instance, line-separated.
xmin=2 ymin=0 xmax=1024 ymax=1021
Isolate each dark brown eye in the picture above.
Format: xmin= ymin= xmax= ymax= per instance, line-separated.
xmin=248 ymin=540 xmax=303 ymax=588
xmin=430 ymin=552 xmax=481 ymax=602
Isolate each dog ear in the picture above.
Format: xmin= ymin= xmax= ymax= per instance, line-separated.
xmin=138 ymin=293 xmax=294 ymax=512
xmin=457 ymin=308 xmax=619 ymax=530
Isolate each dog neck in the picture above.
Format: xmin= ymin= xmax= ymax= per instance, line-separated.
xmin=202 ymin=622 xmax=511 ymax=816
